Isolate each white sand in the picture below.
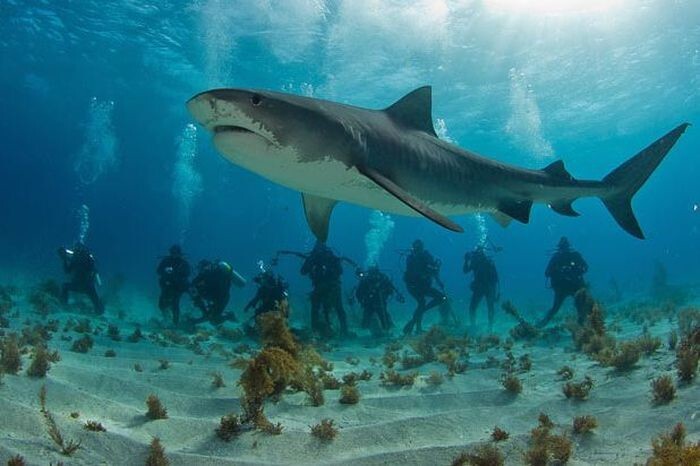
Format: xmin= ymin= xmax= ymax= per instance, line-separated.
xmin=0 ymin=297 xmax=698 ymax=465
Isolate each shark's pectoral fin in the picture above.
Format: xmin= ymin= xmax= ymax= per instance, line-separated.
xmin=549 ymin=201 xmax=580 ymax=217
xmin=490 ymin=212 xmax=513 ymax=228
xmin=497 ymin=199 xmax=533 ymax=224
xmin=301 ymin=193 xmax=337 ymax=242
xmin=357 ymin=165 xmax=463 ymax=233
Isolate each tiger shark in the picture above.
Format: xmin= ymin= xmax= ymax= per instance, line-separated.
xmin=186 ymin=86 xmax=688 ymax=241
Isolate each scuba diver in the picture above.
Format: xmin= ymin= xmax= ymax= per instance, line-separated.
xmin=298 ymin=242 xmax=353 ymax=337
xmin=58 ymin=242 xmax=104 ymax=314
xmin=539 ymin=236 xmax=589 ymax=327
xmin=352 ymin=266 xmax=404 ymax=337
xmin=244 ymin=270 xmax=289 ymax=317
xmin=463 ymin=244 xmax=499 ymax=332
xmin=189 ymin=260 xmax=246 ymax=325
xmin=402 ymin=239 xmax=447 ymax=335
xmin=156 ymin=245 xmax=191 ymax=325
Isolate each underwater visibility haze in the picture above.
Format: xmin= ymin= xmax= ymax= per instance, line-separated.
xmin=0 ymin=1 xmax=699 ymax=465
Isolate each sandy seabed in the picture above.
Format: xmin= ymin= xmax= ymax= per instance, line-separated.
xmin=0 ymin=293 xmax=698 ymax=466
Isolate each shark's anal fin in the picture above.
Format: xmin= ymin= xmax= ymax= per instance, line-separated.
xmin=497 ymin=199 xmax=533 ymax=224
xmin=301 ymin=193 xmax=337 ymax=242
xmin=549 ymin=201 xmax=580 ymax=217
xmin=358 ymin=165 xmax=463 ymax=233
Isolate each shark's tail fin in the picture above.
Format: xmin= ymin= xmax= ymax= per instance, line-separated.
xmin=601 ymin=123 xmax=689 ymax=239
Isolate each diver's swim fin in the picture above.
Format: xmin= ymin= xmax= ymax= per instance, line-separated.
xmin=602 ymin=123 xmax=689 ymax=239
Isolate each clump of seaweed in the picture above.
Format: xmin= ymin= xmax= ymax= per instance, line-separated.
xmin=339 ymin=384 xmax=360 ymax=404
xmin=647 ymin=423 xmax=700 ymax=466
xmin=39 ymin=385 xmax=81 ymax=455
xmin=321 ymin=372 xmax=342 ymax=390
xmin=216 ymin=413 xmax=241 ymax=442
xmin=524 ymin=413 xmax=572 ymax=465
xmin=426 ymin=371 xmax=445 ymax=386
xmin=501 ymin=373 xmax=522 ymax=394
xmin=563 ymin=376 xmax=594 ymax=400
xmin=211 ymin=371 xmax=225 ymax=388
xmin=668 ymin=331 xmax=678 ymax=350
xmin=145 ymin=394 xmax=168 ymax=420
xmin=134 ymin=363 xmax=144 ymax=372
xmin=492 ymin=426 xmax=509 ymax=442
xmin=518 ymin=354 xmax=532 ymax=372
xmin=310 ymin=419 xmax=338 ymax=441
xmin=70 ymin=335 xmax=94 ymax=354
xmin=1 ymin=334 xmax=22 ymax=374
xmin=557 ymin=366 xmax=574 ymax=380
xmin=27 ymin=281 xmax=61 ymax=318
xmin=74 ymin=319 xmax=92 ymax=334
xmin=127 ymin=327 xmax=143 ymax=343
xmin=107 ymin=324 xmax=121 ymax=341
xmin=158 ymin=359 xmax=170 ymax=370
xmin=635 ymin=333 xmax=662 ymax=356
xmin=146 ymin=437 xmax=169 ymax=466
xmin=7 ymin=455 xmax=26 ymax=466
xmin=104 ymin=349 xmax=117 ymax=357
xmin=572 ymin=415 xmax=598 ymax=434
xmin=380 ymin=369 xmax=417 ymax=387
xmin=651 ymin=374 xmax=676 ymax=404
xmin=452 ymin=443 xmax=504 ymax=466
xmin=26 ymin=345 xmax=51 ymax=377
xmin=601 ymin=341 xmax=641 ymax=372
xmin=675 ymin=336 xmax=699 ymax=383
xmin=502 ymin=301 xmax=540 ymax=341
xmin=84 ymin=420 xmax=106 ymax=432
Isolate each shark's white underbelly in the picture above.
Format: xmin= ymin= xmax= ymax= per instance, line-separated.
xmin=215 ymin=135 xmax=482 ymax=217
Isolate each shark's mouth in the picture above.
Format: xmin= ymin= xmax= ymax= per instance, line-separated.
xmin=214 ymin=125 xmax=255 ymax=135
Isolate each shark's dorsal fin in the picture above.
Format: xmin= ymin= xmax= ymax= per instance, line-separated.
xmin=357 ymin=165 xmax=463 ymax=233
xmin=301 ymin=193 xmax=337 ymax=242
xmin=542 ymin=160 xmax=574 ymax=181
xmin=384 ymin=86 xmax=437 ymax=136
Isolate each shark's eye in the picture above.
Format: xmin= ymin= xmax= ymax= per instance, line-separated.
xmin=251 ymin=94 xmax=262 ymax=106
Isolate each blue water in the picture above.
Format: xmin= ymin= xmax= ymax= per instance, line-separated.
xmin=1 ymin=0 xmax=699 ymax=313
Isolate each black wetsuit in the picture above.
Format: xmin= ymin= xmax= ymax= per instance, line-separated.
xmin=403 ymin=247 xmax=446 ymax=335
xmin=157 ymin=254 xmax=190 ymax=325
xmin=355 ymin=268 xmax=400 ymax=336
xmin=245 ymin=271 xmax=289 ymax=317
xmin=190 ymin=263 xmax=234 ymax=325
xmin=301 ymin=246 xmax=348 ymax=336
xmin=464 ymin=249 xmax=499 ymax=330
xmin=540 ymin=249 xmax=588 ymax=327
xmin=59 ymin=246 xmax=104 ymax=314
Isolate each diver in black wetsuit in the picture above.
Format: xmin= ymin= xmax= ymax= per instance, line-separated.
xmin=244 ymin=270 xmax=289 ymax=317
xmin=538 ymin=237 xmax=589 ymax=327
xmin=300 ymin=242 xmax=349 ymax=337
xmin=58 ymin=242 xmax=104 ymax=314
xmin=402 ymin=240 xmax=446 ymax=335
xmin=190 ymin=260 xmax=246 ymax=325
xmin=463 ymin=245 xmax=499 ymax=332
xmin=156 ymin=245 xmax=191 ymax=325
xmin=353 ymin=266 xmax=404 ymax=337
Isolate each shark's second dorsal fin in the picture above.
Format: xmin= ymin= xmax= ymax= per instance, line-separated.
xmin=384 ymin=86 xmax=437 ymax=136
